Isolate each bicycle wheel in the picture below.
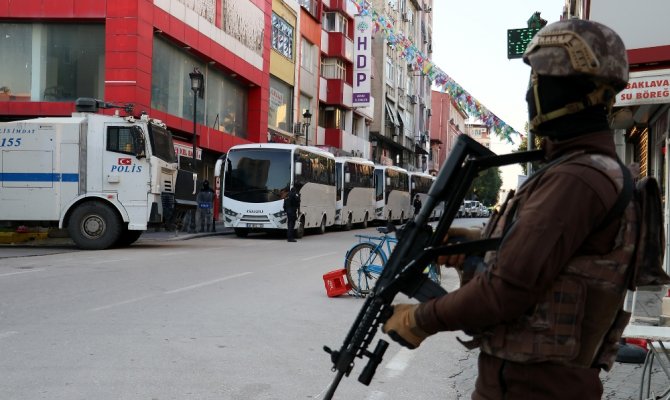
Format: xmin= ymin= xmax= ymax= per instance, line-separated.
xmin=345 ymin=242 xmax=386 ymax=295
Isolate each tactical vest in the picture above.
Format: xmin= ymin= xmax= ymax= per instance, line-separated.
xmin=476 ymin=153 xmax=637 ymax=371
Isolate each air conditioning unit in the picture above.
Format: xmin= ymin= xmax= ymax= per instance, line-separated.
xmin=402 ymin=12 xmax=409 ymax=22
xmin=409 ymin=95 xmax=418 ymax=104
xmin=293 ymin=122 xmax=303 ymax=135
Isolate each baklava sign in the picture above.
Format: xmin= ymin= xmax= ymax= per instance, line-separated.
xmin=353 ymin=15 xmax=372 ymax=107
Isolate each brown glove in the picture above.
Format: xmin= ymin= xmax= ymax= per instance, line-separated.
xmin=381 ymin=304 xmax=431 ymax=349
xmin=437 ymin=226 xmax=482 ymax=267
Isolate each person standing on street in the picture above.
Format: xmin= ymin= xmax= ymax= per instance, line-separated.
xmin=284 ymin=184 xmax=301 ymax=242
xmin=413 ymin=194 xmax=422 ymax=216
xmin=196 ymin=180 xmax=214 ymax=233
xmin=381 ymin=19 xmax=638 ymax=400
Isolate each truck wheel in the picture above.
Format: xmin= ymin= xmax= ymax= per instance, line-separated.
xmin=115 ymin=229 xmax=143 ymax=247
xmin=68 ymin=202 xmax=122 ymax=250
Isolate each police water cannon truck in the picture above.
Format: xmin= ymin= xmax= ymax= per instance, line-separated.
xmin=0 ymin=98 xmax=197 ymax=249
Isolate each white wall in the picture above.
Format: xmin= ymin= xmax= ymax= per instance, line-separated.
xmin=589 ymin=0 xmax=670 ymax=50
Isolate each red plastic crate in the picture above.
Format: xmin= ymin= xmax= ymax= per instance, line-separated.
xmin=323 ymin=269 xmax=351 ymax=297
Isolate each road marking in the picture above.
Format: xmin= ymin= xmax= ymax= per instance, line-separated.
xmin=164 ymin=272 xmax=253 ymax=294
xmin=0 ymin=268 xmax=45 ymax=277
xmin=302 ymin=252 xmax=338 ymax=262
xmin=88 ymin=295 xmax=156 ymax=312
xmin=384 ymin=347 xmax=415 ymax=378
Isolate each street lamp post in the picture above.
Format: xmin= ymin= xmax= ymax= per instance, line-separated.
xmin=302 ymin=109 xmax=312 ymax=146
xmin=188 ymin=67 xmax=204 ymax=233
xmin=189 ymin=67 xmax=204 ymax=173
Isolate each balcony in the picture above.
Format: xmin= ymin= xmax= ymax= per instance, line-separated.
xmin=325 ymin=31 xmax=353 ymax=62
xmin=324 ymin=79 xmax=353 ymax=108
xmin=328 ymin=0 xmax=356 ymax=18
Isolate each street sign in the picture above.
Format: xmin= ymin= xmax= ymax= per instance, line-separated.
xmin=507 ymin=27 xmax=541 ymax=59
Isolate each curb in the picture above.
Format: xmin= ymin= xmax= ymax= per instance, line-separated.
xmin=0 ymin=231 xmax=50 ymax=244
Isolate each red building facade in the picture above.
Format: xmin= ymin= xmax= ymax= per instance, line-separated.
xmin=0 ymin=0 xmax=272 ymax=180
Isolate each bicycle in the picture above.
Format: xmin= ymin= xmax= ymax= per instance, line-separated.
xmin=344 ymin=226 xmax=441 ymax=296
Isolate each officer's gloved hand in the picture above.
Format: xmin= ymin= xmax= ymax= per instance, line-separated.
xmin=382 ymin=304 xmax=431 ymax=349
xmin=438 ymin=226 xmax=482 ymax=267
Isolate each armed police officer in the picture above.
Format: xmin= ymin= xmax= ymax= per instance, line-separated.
xmin=284 ymin=184 xmax=301 ymax=242
xmin=382 ymin=20 xmax=636 ymax=399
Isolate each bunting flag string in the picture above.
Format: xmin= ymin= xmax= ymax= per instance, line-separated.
xmin=351 ymin=0 xmax=518 ymax=143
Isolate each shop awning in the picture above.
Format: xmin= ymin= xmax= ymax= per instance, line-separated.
xmin=385 ymin=101 xmax=399 ymax=126
xmin=396 ymin=110 xmax=405 ymax=127
xmin=415 ymin=143 xmax=429 ymax=155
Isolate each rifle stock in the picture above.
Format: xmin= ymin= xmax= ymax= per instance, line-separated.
xmin=322 ymin=135 xmax=543 ymax=399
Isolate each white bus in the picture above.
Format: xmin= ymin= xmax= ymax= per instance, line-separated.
xmin=374 ymin=165 xmax=411 ymax=224
xmin=215 ymin=143 xmax=336 ymax=238
xmin=409 ymin=172 xmax=443 ymax=220
xmin=334 ymin=157 xmax=375 ymax=230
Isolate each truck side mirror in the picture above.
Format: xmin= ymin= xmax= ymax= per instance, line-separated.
xmin=345 ymin=172 xmax=351 ymax=183
xmin=132 ymin=126 xmax=146 ymax=159
xmin=295 ymin=162 xmax=302 ymax=176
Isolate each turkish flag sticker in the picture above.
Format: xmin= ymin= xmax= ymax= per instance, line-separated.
xmin=118 ymin=158 xmax=132 ymax=165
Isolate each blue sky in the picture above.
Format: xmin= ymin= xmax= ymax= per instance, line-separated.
xmin=430 ymin=1 xmax=564 ymax=188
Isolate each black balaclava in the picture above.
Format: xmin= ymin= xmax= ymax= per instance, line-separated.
xmin=526 ymin=75 xmax=611 ymax=140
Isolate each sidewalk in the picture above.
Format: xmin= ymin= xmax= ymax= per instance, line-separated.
xmin=138 ymin=220 xmax=232 ymax=242
xmin=0 ymin=220 xmax=233 ymax=247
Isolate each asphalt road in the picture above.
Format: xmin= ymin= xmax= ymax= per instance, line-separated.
xmin=0 ymin=219 xmax=665 ymax=399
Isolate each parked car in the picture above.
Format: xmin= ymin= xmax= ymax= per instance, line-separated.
xmin=477 ymin=203 xmax=490 ymax=217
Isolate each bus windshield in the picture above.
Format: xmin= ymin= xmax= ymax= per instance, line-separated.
xmin=224 ymin=148 xmax=292 ymax=203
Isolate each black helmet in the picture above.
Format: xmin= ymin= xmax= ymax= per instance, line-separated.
xmin=202 ymin=180 xmax=210 ymax=189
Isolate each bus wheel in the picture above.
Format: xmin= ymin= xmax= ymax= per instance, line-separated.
xmin=361 ymin=213 xmax=368 ymax=229
xmin=296 ymin=216 xmax=305 ymax=239
xmin=344 ymin=214 xmax=353 ymax=231
xmin=234 ymin=228 xmax=248 ymax=237
xmin=317 ymin=215 xmax=327 ymax=235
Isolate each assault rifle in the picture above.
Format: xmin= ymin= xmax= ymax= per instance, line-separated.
xmin=322 ymin=134 xmax=544 ymax=399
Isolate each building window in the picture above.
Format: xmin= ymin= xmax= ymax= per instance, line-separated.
xmin=207 ymin=72 xmax=249 ymax=138
xmin=322 ymin=12 xmax=348 ymax=35
xmin=320 ymin=107 xmax=345 ymax=130
xmin=151 ymin=37 xmax=206 ymax=125
xmin=0 ymin=22 xmax=104 ymax=102
xmin=298 ymin=0 xmax=318 ymax=17
xmin=385 ymin=57 xmax=395 ymax=84
xmin=301 ymin=38 xmax=315 ymax=74
xmin=272 ymin=12 xmax=294 ymax=60
xmin=269 ymin=76 xmax=294 ymax=132
xmin=321 ymin=57 xmax=346 ymax=80
xmin=151 ymin=37 xmax=250 ymax=137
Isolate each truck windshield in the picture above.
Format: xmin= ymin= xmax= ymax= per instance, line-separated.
xmin=147 ymin=123 xmax=177 ymax=163
xmin=224 ymin=148 xmax=291 ymax=203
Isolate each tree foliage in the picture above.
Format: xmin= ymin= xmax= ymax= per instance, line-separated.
xmin=469 ymin=167 xmax=502 ymax=206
